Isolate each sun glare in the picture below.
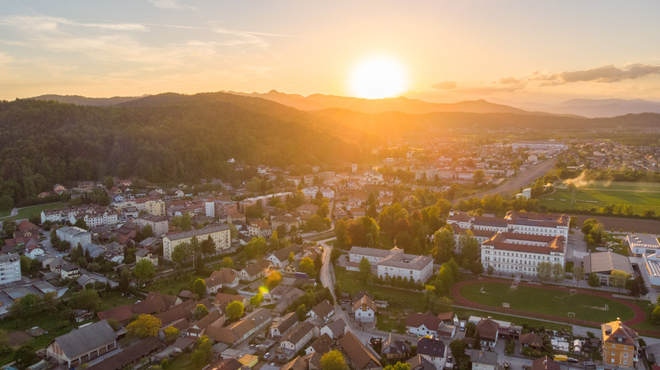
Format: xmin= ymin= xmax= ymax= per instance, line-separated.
xmin=350 ymin=56 xmax=408 ymax=99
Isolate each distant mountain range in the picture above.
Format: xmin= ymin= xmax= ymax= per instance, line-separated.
xmin=30 ymin=94 xmax=144 ymax=106
xmin=494 ymin=98 xmax=660 ymax=118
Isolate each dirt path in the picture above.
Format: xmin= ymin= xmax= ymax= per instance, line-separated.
xmin=450 ymin=277 xmax=659 ymax=335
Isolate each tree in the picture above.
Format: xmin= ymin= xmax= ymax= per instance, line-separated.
xmin=228 ymin=223 xmax=238 ymax=239
xmin=126 ymin=314 xmax=162 ymax=339
xmin=626 ymin=275 xmax=649 ymax=298
xmin=9 ymin=293 xmax=41 ymax=318
xmin=104 ymin=176 xmax=115 ymax=190
xmin=449 ymin=339 xmax=467 ymax=361
xmin=473 ymin=170 xmax=485 ymax=184
xmin=299 ymin=257 xmax=316 ymax=278
xmin=359 ymin=257 xmax=372 ymax=281
xmin=28 ymin=213 xmax=40 ymax=226
xmin=459 ymin=231 xmax=480 ymax=263
xmin=0 ymin=195 xmax=14 ymax=212
xmin=536 ymin=262 xmax=552 ymax=282
xmin=0 ymin=329 xmax=10 ymax=354
xmin=431 ymin=297 xmax=453 ymax=314
xmin=432 ymin=226 xmax=455 ymax=263
xmin=74 ymin=218 xmax=89 ymax=230
xmin=193 ymin=304 xmax=209 ymax=320
xmin=610 ymin=270 xmax=629 ymax=291
xmin=250 ymin=292 xmax=264 ymax=306
xmin=164 ymin=326 xmax=180 ymax=342
xmin=181 ymin=212 xmax=192 ymax=231
xmin=296 ymin=304 xmax=307 ymax=321
xmin=193 ymin=279 xmax=207 ymax=299
xmin=119 ymin=267 xmax=131 ymax=293
xmin=221 ymin=257 xmax=234 ymax=269
xmin=552 ymin=263 xmax=565 ymax=282
xmin=473 ymin=330 xmax=482 ymax=350
xmin=572 ymin=265 xmax=585 ymax=282
xmin=14 ymin=343 xmax=38 ymax=367
xmin=587 ymin=272 xmax=600 ymax=287
xmin=171 ymin=244 xmax=188 ymax=268
xmin=142 ymin=224 xmax=154 ymax=238
xmin=201 ymin=235 xmax=216 ymax=255
xmin=133 ymin=259 xmax=156 ymax=286
xmin=192 ymin=335 xmax=213 ymax=366
xmin=383 ymin=363 xmax=411 ymax=370
xmin=68 ymin=288 xmax=101 ymax=311
xmin=320 ymin=350 xmax=347 ymax=370
xmin=267 ymin=270 xmax=282 ymax=289
xmin=652 ymin=305 xmax=660 ymax=325
xmin=226 ymin=301 xmax=244 ymax=320
xmin=330 ymin=249 xmax=342 ymax=264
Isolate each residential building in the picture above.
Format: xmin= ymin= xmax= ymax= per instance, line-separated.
xmin=309 ymin=300 xmax=335 ymax=322
xmin=86 ymin=337 xmax=163 ymax=370
xmin=349 ymin=246 xmax=433 ymax=283
xmin=267 ymin=246 xmax=302 ymax=268
xmin=42 ymin=205 xmax=118 ymax=227
xmin=353 ymin=295 xmax=377 ymax=322
xmin=584 ymin=251 xmax=633 ymax=286
xmin=339 ymin=331 xmax=382 ymax=370
xmin=471 ymin=350 xmax=498 ymax=370
xmin=476 ymin=318 xmax=500 ymax=348
xmin=405 ymin=311 xmax=441 ymax=336
xmin=306 ymin=333 xmax=333 ymax=356
xmin=532 ymin=356 xmax=560 ymax=370
xmin=407 ymin=355 xmax=435 ymax=370
xmin=205 ymin=308 xmax=272 ymax=345
xmin=61 ymin=263 xmax=81 ymax=279
xmin=135 ymin=249 xmax=159 ymax=267
xmin=278 ymin=322 xmax=316 ymax=360
xmin=136 ymin=215 xmax=169 ymax=236
xmin=520 ymin=333 xmax=544 ymax=350
xmin=381 ymin=333 xmax=411 ymax=360
xmin=602 ymin=319 xmax=639 ymax=368
xmin=270 ymin=312 xmax=298 ymax=338
xmin=447 ymin=211 xmax=570 ymax=240
xmin=416 ymin=337 xmax=447 ymax=370
xmin=320 ymin=318 xmax=347 ymax=339
xmin=205 ymin=269 xmax=239 ymax=294
xmin=0 ymin=254 xmax=21 ymax=284
xmin=145 ymin=200 xmax=166 ymax=216
xmin=56 ymin=226 xmax=92 ymax=247
xmin=481 ymin=232 xmax=566 ymax=276
xmin=249 ymin=219 xmax=272 ymax=238
xmin=627 ymin=234 xmax=660 ymax=256
xmin=237 ymin=260 xmax=272 ymax=282
xmin=46 ymin=320 xmax=117 ymax=368
xmin=163 ymin=224 xmax=231 ymax=261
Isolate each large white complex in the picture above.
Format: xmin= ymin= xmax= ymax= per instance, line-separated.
xmin=448 ymin=211 xmax=570 ymax=240
xmin=349 ymin=246 xmax=434 ymax=283
xmin=481 ymin=232 xmax=565 ymax=276
xmin=163 ymin=224 xmax=230 ymax=261
xmin=0 ymin=254 xmax=21 ymax=284
xmin=56 ymin=226 xmax=92 ymax=246
xmin=42 ymin=205 xmax=118 ymax=227
xmin=627 ymin=234 xmax=660 ymax=255
xmin=511 ymin=140 xmax=567 ymax=151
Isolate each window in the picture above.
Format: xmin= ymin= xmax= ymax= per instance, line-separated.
xmin=611 ymin=352 xmax=615 ymax=356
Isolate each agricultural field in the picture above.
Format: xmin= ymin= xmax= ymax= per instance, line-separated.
xmin=459 ymin=282 xmax=634 ymax=323
xmin=539 ymin=181 xmax=660 ymax=214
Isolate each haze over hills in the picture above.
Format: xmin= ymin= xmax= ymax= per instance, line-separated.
xmin=494 ymin=98 xmax=660 ymax=118
xmin=30 ymin=94 xmax=144 ymax=106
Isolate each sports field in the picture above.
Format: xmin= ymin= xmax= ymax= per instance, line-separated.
xmin=459 ymin=282 xmax=634 ymax=323
xmin=539 ymin=181 xmax=660 ymax=214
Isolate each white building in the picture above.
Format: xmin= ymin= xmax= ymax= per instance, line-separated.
xmin=511 ymin=140 xmax=567 ymax=151
xmin=0 ymin=254 xmax=21 ymax=284
xmin=163 ymin=224 xmax=231 ymax=261
xmin=627 ymin=234 xmax=660 ymax=256
xmin=416 ymin=337 xmax=447 ymax=370
xmin=42 ymin=205 xmax=118 ymax=227
xmin=644 ymin=253 xmax=660 ymax=287
xmin=349 ymin=246 xmax=433 ymax=283
xmin=56 ymin=226 xmax=92 ymax=247
xmin=279 ymin=322 xmax=316 ymax=359
xmin=136 ymin=215 xmax=169 ymax=236
xmin=481 ymin=232 xmax=566 ymax=276
xmin=447 ymin=211 xmax=570 ymax=240
xmin=353 ymin=295 xmax=377 ymax=322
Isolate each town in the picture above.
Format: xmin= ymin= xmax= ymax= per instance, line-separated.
xmin=0 ymin=136 xmax=659 ymax=370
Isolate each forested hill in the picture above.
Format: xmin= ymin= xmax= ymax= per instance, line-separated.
xmin=0 ymin=93 xmax=362 ymax=206
xmin=30 ymin=94 xmax=143 ymax=106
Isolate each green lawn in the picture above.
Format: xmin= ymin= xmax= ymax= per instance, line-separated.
xmin=335 ymin=267 xmax=426 ymax=311
xmin=0 ymin=202 xmax=65 ymax=220
xmin=630 ymin=300 xmax=660 ymax=336
xmin=539 ymin=182 xmax=660 ymax=214
xmin=376 ymin=311 xmax=407 ymax=333
xmin=459 ymin=282 xmax=634 ymax=323
xmin=98 ymin=291 xmax=139 ymax=311
xmin=452 ymin=308 xmax=572 ymax=332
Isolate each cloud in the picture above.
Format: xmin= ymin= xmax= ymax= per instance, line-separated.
xmin=148 ymin=0 xmax=196 ymax=10
xmin=498 ymin=77 xmax=521 ymax=84
xmin=431 ymin=81 xmax=457 ymax=90
xmin=0 ymin=16 xmax=147 ymax=32
xmin=533 ymin=63 xmax=660 ymax=86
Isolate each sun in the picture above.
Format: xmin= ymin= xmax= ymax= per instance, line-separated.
xmin=349 ymin=56 xmax=408 ymax=99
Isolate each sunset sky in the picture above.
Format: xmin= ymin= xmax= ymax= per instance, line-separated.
xmin=2 ymin=0 xmax=660 ymax=103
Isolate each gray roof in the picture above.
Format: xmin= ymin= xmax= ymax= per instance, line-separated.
xmin=281 ymin=321 xmax=314 ymax=345
xmin=377 ymin=253 xmax=433 ymax=270
xmin=53 ymin=320 xmax=117 ymax=359
xmin=272 ymin=312 xmax=298 ymax=334
xmin=584 ymin=251 xmax=633 ymax=275
xmin=416 ymin=337 xmax=445 ymax=358
xmin=470 ymin=349 xmax=498 ymax=365
xmin=0 ymin=253 xmax=19 ymax=263
xmin=165 ymin=224 xmax=229 ymax=241
xmin=407 ymin=355 xmax=435 ymax=370
xmin=324 ymin=318 xmax=347 ymax=337
xmin=349 ymin=246 xmax=391 ymax=258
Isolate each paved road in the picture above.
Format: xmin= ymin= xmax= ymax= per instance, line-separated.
xmin=452 ymin=158 xmax=557 ymax=204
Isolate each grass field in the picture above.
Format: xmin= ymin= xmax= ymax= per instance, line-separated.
xmin=0 ymin=202 xmax=65 ymax=220
xmin=376 ymin=310 xmax=407 ymax=333
xmin=334 ymin=267 xmax=426 ymax=311
xmin=144 ymin=272 xmax=206 ymax=296
xmin=539 ymin=181 xmax=660 ymax=214
xmin=459 ymin=282 xmax=634 ymax=323
xmin=452 ymin=308 xmax=572 ymax=332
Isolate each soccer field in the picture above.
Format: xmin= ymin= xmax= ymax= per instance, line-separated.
xmin=539 ymin=181 xmax=660 ymax=214
xmin=459 ymin=282 xmax=634 ymax=323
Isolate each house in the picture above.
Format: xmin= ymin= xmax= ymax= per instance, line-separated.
xmin=270 ymin=312 xmax=299 ymax=338
xmin=306 ymin=333 xmax=333 ymax=356
xmin=208 ymin=358 xmax=244 ymax=370
xmin=214 ymin=293 xmax=249 ymax=311
xmin=417 ymin=337 xmax=447 ymax=370
xmin=237 ymin=260 xmax=272 ymax=282
xmin=46 ymin=320 xmax=117 ymax=368
xmin=309 ymin=300 xmax=335 ymax=322
xmin=205 ymin=308 xmax=272 ymax=345
xmin=407 ymin=355 xmax=436 ymax=370
xmin=137 ymin=215 xmax=169 ymax=236
xmin=25 ymin=239 xmax=45 ymax=259
xmin=353 ymin=295 xmax=377 ymax=322
xmin=532 ymin=356 xmax=560 ymax=370
xmin=136 ymin=249 xmax=159 ymax=267
xmin=320 ymin=318 xmax=347 ymax=339
xmin=520 ymin=333 xmax=545 ymax=350
xmin=249 ymin=219 xmax=272 ymax=238
xmin=267 ymin=246 xmax=302 ymax=268
xmin=405 ymin=311 xmax=441 ymax=336
xmin=584 ymin=251 xmax=634 ymax=286
xmin=205 ymin=268 xmax=239 ymax=294
xmin=339 ymin=331 xmax=382 ymax=370
xmin=61 ymin=263 xmax=81 ymax=279
xmin=381 ymin=333 xmax=411 ymax=360
xmin=278 ymin=322 xmax=316 ymax=360
xmin=0 ymin=254 xmax=21 ymax=285
xmin=471 ymin=350 xmax=498 ymax=370
xmin=273 ymin=287 xmax=306 ymax=316
xmin=53 ymin=184 xmax=66 ymax=194
xmin=476 ymin=318 xmax=500 ymax=348
xmin=602 ymin=318 xmax=638 ymax=368
xmin=188 ymin=310 xmax=224 ymax=337
xmin=349 ymin=246 xmax=434 ymax=283
xmin=56 ymin=226 xmax=92 ymax=247
xmin=86 ymin=336 xmax=163 ymax=370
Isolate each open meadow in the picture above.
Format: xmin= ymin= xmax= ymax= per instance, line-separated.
xmin=539 ymin=181 xmax=660 ymax=214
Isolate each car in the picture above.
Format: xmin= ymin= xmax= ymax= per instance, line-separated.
xmin=567 ymin=358 xmax=579 ymax=363
xmin=504 ymin=362 xmax=511 ymax=369
xmin=265 ymin=352 xmax=270 ymax=357
xmin=250 ymin=344 xmax=255 ymax=349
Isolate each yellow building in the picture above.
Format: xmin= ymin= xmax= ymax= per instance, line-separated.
xmin=602 ymin=318 xmax=638 ymax=368
xmin=163 ymin=224 xmax=230 ymax=261
xmin=145 ymin=200 xmax=166 ymax=216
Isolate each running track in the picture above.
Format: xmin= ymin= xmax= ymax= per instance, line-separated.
xmin=451 ymin=277 xmax=660 ymax=336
